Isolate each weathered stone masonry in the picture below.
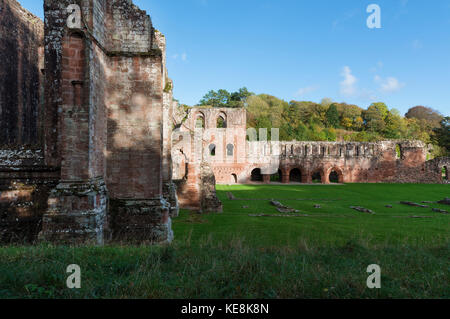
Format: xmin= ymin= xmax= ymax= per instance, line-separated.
xmin=173 ymin=107 xmax=449 ymax=209
xmin=1 ymin=0 xmax=178 ymax=244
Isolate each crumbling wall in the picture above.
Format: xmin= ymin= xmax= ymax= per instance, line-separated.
xmin=39 ymin=0 xmax=176 ymax=244
xmin=173 ymin=107 xmax=445 ymax=194
xmin=0 ymin=0 xmax=44 ymax=146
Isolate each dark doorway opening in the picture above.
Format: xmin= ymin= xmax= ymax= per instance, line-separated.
xmin=443 ymin=166 xmax=448 ymax=181
xmin=231 ymin=174 xmax=238 ymax=184
xmin=312 ymin=172 xmax=322 ymax=184
xmin=329 ymin=171 xmax=340 ymax=183
xmin=251 ymin=168 xmax=263 ymax=182
xmin=289 ymin=168 xmax=302 ymax=183
xmin=271 ymin=169 xmax=282 ymax=182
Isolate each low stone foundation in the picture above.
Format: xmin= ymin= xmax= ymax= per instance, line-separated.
xmin=38 ymin=178 xmax=108 ymax=245
xmin=109 ymin=198 xmax=173 ymax=244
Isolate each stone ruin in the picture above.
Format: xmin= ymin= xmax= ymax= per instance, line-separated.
xmin=172 ymin=107 xmax=449 ymax=208
xmin=0 ymin=0 xmax=190 ymax=244
xmin=0 ymin=0 xmax=448 ymax=244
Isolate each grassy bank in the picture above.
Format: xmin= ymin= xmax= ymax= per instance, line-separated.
xmin=0 ymin=184 xmax=448 ymax=299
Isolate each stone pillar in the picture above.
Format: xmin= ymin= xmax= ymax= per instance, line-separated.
xmin=282 ymin=173 xmax=290 ymax=184
xmin=263 ymin=174 xmax=271 ymax=184
xmin=39 ymin=32 xmax=108 ymax=245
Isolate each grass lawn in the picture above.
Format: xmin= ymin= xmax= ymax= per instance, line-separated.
xmin=0 ymin=184 xmax=448 ymax=299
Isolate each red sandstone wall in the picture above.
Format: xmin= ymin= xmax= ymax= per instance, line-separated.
xmin=0 ymin=0 xmax=44 ymax=146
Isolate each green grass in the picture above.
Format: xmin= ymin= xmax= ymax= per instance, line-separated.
xmin=175 ymin=184 xmax=450 ymax=247
xmin=0 ymin=184 xmax=449 ymax=299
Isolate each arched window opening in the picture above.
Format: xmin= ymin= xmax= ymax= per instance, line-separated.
xmin=329 ymin=170 xmax=340 ymax=183
xmin=443 ymin=166 xmax=448 ymax=181
xmin=195 ymin=116 xmax=205 ymax=129
xmin=231 ymin=174 xmax=238 ymax=184
xmin=251 ymin=168 xmax=263 ymax=182
xmin=271 ymin=169 xmax=282 ymax=182
xmin=289 ymin=168 xmax=302 ymax=183
xmin=312 ymin=172 xmax=322 ymax=184
xmin=227 ymin=144 xmax=234 ymax=156
xmin=395 ymin=144 xmax=402 ymax=159
xmin=209 ymin=144 xmax=216 ymax=156
xmin=304 ymin=145 xmax=308 ymax=155
xmin=291 ymin=145 xmax=294 ymax=155
xmin=217 ymin=115 xmax=227 ymax=128
xmin=356 ymin=146 xmax=360 ymax=156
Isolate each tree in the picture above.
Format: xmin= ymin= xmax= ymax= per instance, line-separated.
xmin=406 ymin=106 xmax=443 ymax=128
xmin=199 ymin=89 xmax=231 ymax=108
xmin=229 ymin=87 xmax=254 ymax=108
xmin=325 ymin=104 xmax=340 ymax=128
xmin=363 ymin=103 xmax=387 ymax=133
xmin=433 ymin=117 xmax=450 ymax=155
xmin=384 ymin=109 xmax=407 ymax=139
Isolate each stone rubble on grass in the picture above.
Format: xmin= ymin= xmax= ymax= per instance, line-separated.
xmin=437 ymin=198 xmax=450 ymax=205
xmin=270 ymin=200 xmax=300 ymax=214
xmin=350 ymin=206 xmax=376 ymax=215
xmin=400 ymin=201 xmax=429 ymax=208
xmin=432 ymin=208 xmax=449 ymax=215
xmin=385 ymin=205 xmax=393 ymax=208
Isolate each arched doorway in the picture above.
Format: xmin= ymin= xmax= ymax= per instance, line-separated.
xmin=251 ymin=168 xmax=263 ymax=182
xmin=195 ymin=116 xmax=205 ymax=129
xmin=443 ymin=166 xmax=448 ymax=181
xmin=329 ymin=168 xmax=343 ymax=184
xmin=289 ymin=168 xmax=302 ymax=183
xmin=312 ymin=171 xmax=322 ymax=184
xmin=231 ymin=174 xmax=238 ymax=184
xmin=217 ymin=113 xmax=227 ymax=128
xmin=271 ymin=169 xmax=282 ymax=182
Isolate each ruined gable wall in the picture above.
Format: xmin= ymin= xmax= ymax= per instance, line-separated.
xmin=0 ymin=0 xmax=44 ymax=146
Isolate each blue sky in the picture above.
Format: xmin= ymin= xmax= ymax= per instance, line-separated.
xmin=20 ymin=0 xmax=450 ymax=115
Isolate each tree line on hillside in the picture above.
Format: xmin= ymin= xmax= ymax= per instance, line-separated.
xmin=193 ymin=88 xmax=449 ymax=157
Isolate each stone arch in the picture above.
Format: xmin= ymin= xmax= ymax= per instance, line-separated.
xmin=271 ymin=169 xmax=282 ymax=182
xmin=227 ymin=144 xmax=234 ymax=156
xmin=231 ymin=174 xmax=238 ymax=184
xmin=289 ymin=168 xmax=302 ymax=183
xmin=217 ymin=112 xmax=227 ymax=128
xmin=195 ymin=112 xmax=205 ymax=129
xmin=328 ymin=167 xmax=344 ymax=184
xmin=250 ymin=168 xmax=263 ymax=182
xmin=311 ymin=170 xmax=323 ymax=184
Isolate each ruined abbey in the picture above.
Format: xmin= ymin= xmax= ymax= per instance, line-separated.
xmin=0 ymin=0 xmax=448 ymax=244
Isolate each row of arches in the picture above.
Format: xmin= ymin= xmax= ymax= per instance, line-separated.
xmin=249 ymin=167 xmax=344 ymax=184
xmin=195 ymin=113 xmax=227 ymax=129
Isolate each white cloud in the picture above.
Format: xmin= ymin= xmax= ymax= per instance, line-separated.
xmin=295 ymin=86 xmax=318 ymax=97
xmin=340 ymin=66 xmax=357 ymax=96
xmin=375 ymin=75 xmax=405 ymax=93
xmin=172 ymin=52 xmax=188 ymax=62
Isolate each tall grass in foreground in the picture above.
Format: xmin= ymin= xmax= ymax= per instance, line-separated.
xmin=0 ymin=234 xmax=448 ymax=299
